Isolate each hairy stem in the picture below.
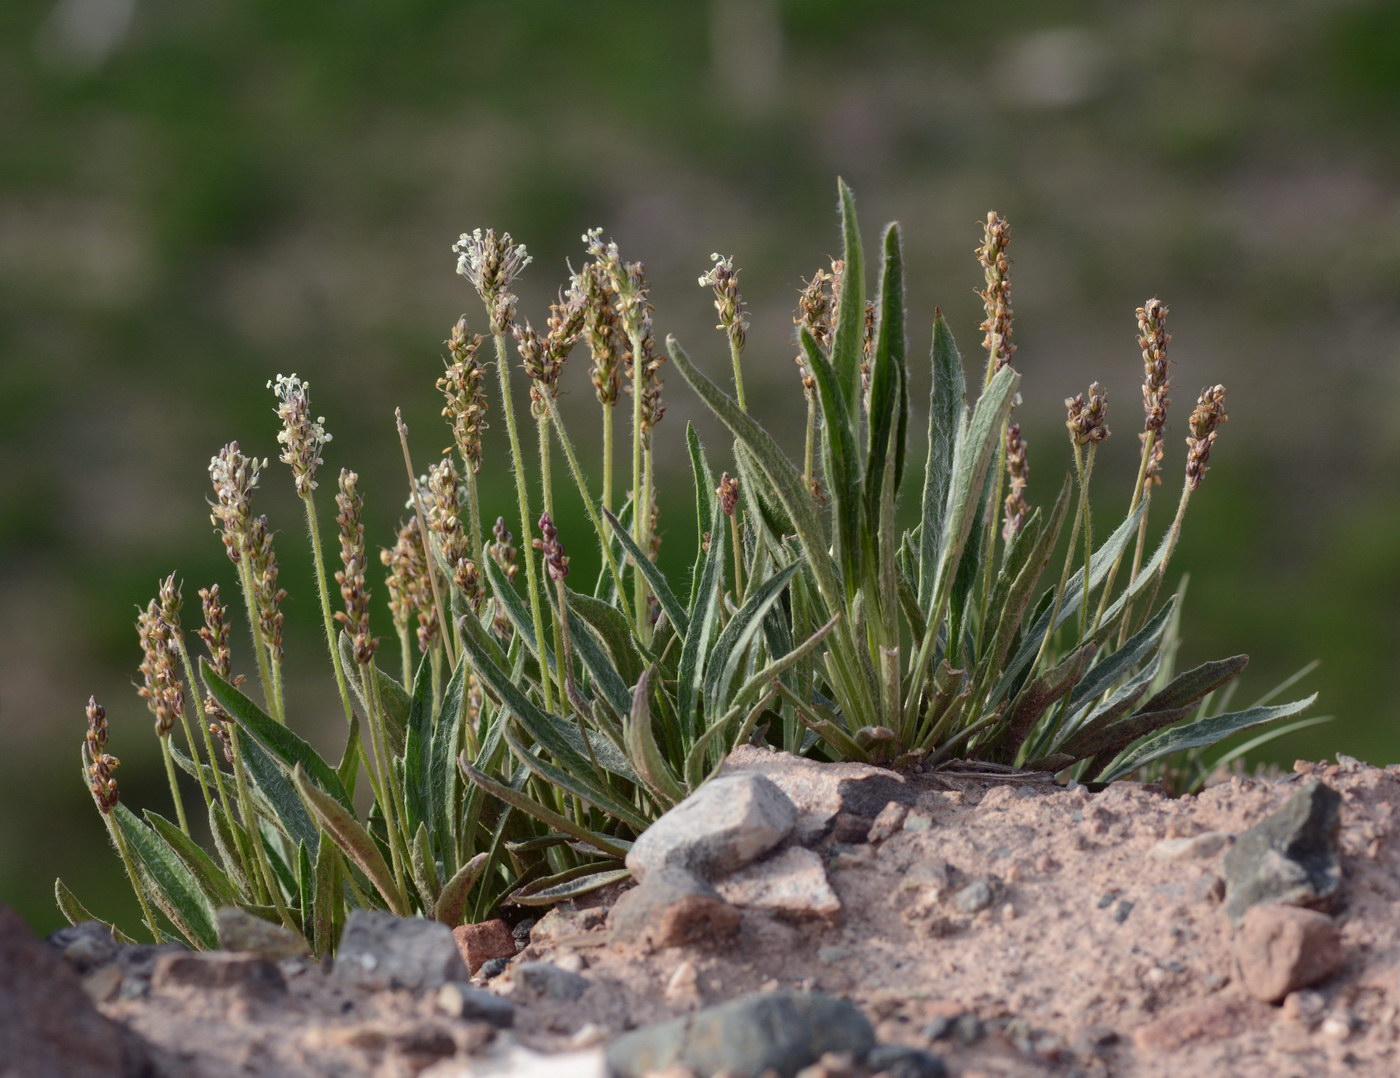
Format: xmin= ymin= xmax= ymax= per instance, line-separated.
xmin=302 ymin=493 xmax=355 ymax=724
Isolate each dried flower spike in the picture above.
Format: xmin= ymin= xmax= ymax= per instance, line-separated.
xmin=534 ymin=513 xmax=570 ymax=581
xmin=581 ymin=263 xmax=623 ymax=407
xmin=85 ymin=697 xmax=120 ymax=814
xmin=490 ymin=516 xmax=519 ymax=582
xmin=208 ymin=442 xmax=266 ymax=564
xmin=1138 ymin=298 xmax=1172 ymax=490
xmin=1002 ymin=425 xmax=1029 ymax=541
xmin=381 ymin=516 xmax=438 ymax=654
xmin=977 ymin=211 xmax=1015 ymax=374
xmin=1066 ymin=382 xmax=1110 ymax=446
xmin=453 ymin=228 xmax=531 ymax=334
xmin=136 ymin=600 xmax=183 ymax=737
xmin=439 ymin=317 xmax=489 ymax=473
xmin=1185 ymin=384 xmax=1228 ymax=491
xmin=717 ymin=472 xmax=741 ymax=518
xmin=333 ymin=470 xmax=376 ymax=665
xmin=269 ymin=373 xmax=332 ymax=497
xmin=245 ymin=515 xmax=286 ymax=661
xmin=699 ymin=253 xmax=748 ymax=351
xmin=425 ymin=459 xmax=480 ymax=606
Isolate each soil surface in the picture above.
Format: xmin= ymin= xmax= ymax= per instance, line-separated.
xmin=42 ymin=757 xmax=1400 ymax=1076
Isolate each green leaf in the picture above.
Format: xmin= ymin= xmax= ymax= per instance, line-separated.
xmin=1065 ymin=599 xmax=1177 ymax=719
xmin=311 ymin=837 xmax=340 ymax=955
xmin=626 ymin=669 xmax=687 ymax=808
xmin=687 ymin=422 xmax=717 ymax=575
xmin=667 ymin=336 xmax=841 ymax=611
xmin=676 ymin=497 xmax=726 ymax=734
xmin=831 ymin=178 xmax=867 ymax=415
xmin=564 ymin=606 xmax=633 ymax=721
xmin=565 ymin=586 xmax=645 ymax=687
xmin=803 ymin=327 xmax=862 ymax=593
xmin=143 ymin=809 xmax=240 ymax=908
xmin=54 ymin=879 xmax=136 ymax=944
xmin=236 ymin=729 xmax=320 ymax=853
xmin=409 ymin=821 xmax=440 ymax=907
xmin=513 ymin=867 xmax=631 ymax=906
xmin=919 ymin=311 xmax=967 ymax=607
xmin=402 ymin=652 xmax=434 ymax=834
xmin=459 ymin=758 xmax=630 ymax=858
xmin=1138 ymin=655 xmax=1250 ymax=715
xmin=998 ymin=642 xmax=1099 ymax=758
xmin=291 ymin=765 xmax=408 ymax=916
xmin=865 ymin=221 xmax=907 ymax=526
xmin=1096 ymin=695 xmax=1318 ymax=783
xmin=340 ymin=635 xmax=410 ymax=754
xmin=203 ymin=661 xmax=353 ymax=813
xmin=501 ymin=723 xmax=649 ymax=832
xmin=484 ymin=556 xmax=552 ymax=677
xmin=337 ymin=714 xmax=361 ymax=801
xmin=603 ymin=507 xmax=689 ymax=635
xmin=704 ymin=561 xmax=802 ymax=718
xmin=428 ymin=655 xmax=468 ymax=864
xmin=114 ymin=803 xmax=218 ymax=948
xmin=434 ymin=852 xmax=489 ymax=926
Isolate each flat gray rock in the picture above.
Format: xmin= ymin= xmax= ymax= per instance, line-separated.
xmin=606 ymin=989 xmax=875 ymax=1078
xmin=626 ymin=771 xmax=796 ymax=882
xmin=716 ymin=846 xmax=841 ymax=918
xmin=1223 ymin=780 xmax=1342 ymax=923
xmin=333 ymin=910 xmax=468 ymax=991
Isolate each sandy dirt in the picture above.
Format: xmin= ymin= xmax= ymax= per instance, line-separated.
xmin=67 ymin=757 xmax=1400 ymax=1076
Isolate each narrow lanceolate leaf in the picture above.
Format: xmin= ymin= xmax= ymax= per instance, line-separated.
xmin=865 ymin=221 xmax=907 ymax=524
xmin=603 ymin=507 xmax=689 ymax=635
xmin=565 ymin=606 xmax=633 ymax=721
xmin=667 ymin=337 xmax=841 ymax=611
xmin=292 ymin=765 xmax=408 ymax=916
xmin=428 ymin=655 xmax=468 ymax=865
xmin=401 ymin=652 xmax=435 ymax=835
xmin=626 ymin=669 xmax=687 ymax=808
xmin=114 ymin=803 xmax=218 ymax=949
xmin=704 ymin=561 xmax=802 ymax=718
xmin=1137 ymin=655 xmax=1250 ymax=715
xmin=434 ymin=852 xmax=489 ymax=927
xmin=920 ymin=312 xmax=968 ymax=607
xmin=340 ymin=634 xmax=410 ymax=753
xmin=203 ymin=662 xmax=353 ymax=813
xmin=485 ymin=557 xmax=552 ymax=673
xmin=830 ymin=178 xmax=867 ymax=415
xmin=459 ymin=758 xmax=630 ymax=858
xmin=144 ymin=810 xmax=240 ymax=908
xmin=565 ymin=586 xmax=645 ymax=686
xmin=409 ymin=821 xmax=440 ymax=907
xmin=676 ymin=501 xmax=727 ymax=734
xmin=501 ymin=723 xmax=649 ymax=832
xmin=1095 ymin=695 xmax=1319 ymax=783
xmin=54 ymin=879 xmax=137 ymax=944
xmin=513 ymin=867 xmax=631 ymax=906
xmin=457 ymin=606 xmax=631 ymax=785
xmin=687 ymin=422 xmax=717 ymax=569
xmin=998 ymin=642 xmax=1099 ymax=759
xmin=236 ymin=730 xmax=320 ymax=853
xmin=803 ymin=328 xmax=861 ymax=593
xmin=311 ymin=837 xmax=340 ymax=955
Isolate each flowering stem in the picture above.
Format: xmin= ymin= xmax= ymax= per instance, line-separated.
xmin=730 ymin=338 xmax=748 ymax=413
xmin=158 ymin=738 xmax=189 ymax=834
xmin=1095 ymin=429 xmax=1156 ymax=639
xmin=171 ymin=636 xmax=229 ymax=813
xmin=396 ymin=411 xmax=458 ymax=671
xmin=1073 ymin=443 xmax=1097 ymax=637
xmin=302 ymin=493 xmax=355 ymax=724
xmin=227 ymin=728 xmax=296 ymax=929
xmin=601 ymin=404 xmax=615 ymax=517
xmin=628 ymin=328 xmax=649 ymax=639
xmin=104 ymin=815 xmax=161 ymax=942
xmin=491 ymin=332 xmax=556 ymax=711
xmin=235 ymin=558 xmax=281 ymax=724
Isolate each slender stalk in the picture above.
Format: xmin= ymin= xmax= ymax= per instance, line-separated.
xmin=105 ymin=816 xmax=161 ymax=942
xmin=629 ymin=328 xmax=648 ymax=638
xmin=542 ymin=395 xmax=633 ymax=624
xmin=1094 ymin=429 xmax=1156 ymax=637
xmin=396 ymin=626 xmax=412 ymax=690
xmin=730 ymin=338 xmax=747 ymax=413
xmin=158 ymin=739 xmax=189 ymax=834
xmin=1073 ymin=444 xmax=1097 ymax=637
xmin=601 ymin=405 xmax=615 ymax=516
xmin=170 ymin=637 xmax=217 ymax=810
xmin=235 ymin=558 xmax=281 ymax=723
xmin=462 ymin=468 xmax=484 ymax=581
xmin=366 ymin=665 xmax=413 ymax=883
xmin=491 ymin=332 xmax=556 ymax=710
xmin=729 ymin=513 xmax=745 ymax=602
xmin=302 ymin=494 xmax=355 ymax=723
xmin=227 ymin=728 xmax=296 ymax=929
xmin=802 ymin=400 xmax=817 ymax=492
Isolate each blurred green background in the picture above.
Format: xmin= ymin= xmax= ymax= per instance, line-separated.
xmin=4 ymin=0 xmax=1398 ymax=936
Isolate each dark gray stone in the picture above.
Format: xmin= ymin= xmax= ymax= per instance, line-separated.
xmin=606 ymin=989 xmax=875 ymax=1078
xmin=514 ymin=961 xmax=589 ymax=1001
xmin=1223 ymin=781 xmax=1342 ymax=923
xmin=151 ymin=951 xmax=287 ymax=1000
xmin=47 ymin=920 xmax=120 ymax=973
xmin=866 ymin=1044 xmax=948 ymax=1078
xmin=436 ymin=981 xmax=516 ymax=1027
xmin=0 ymin=904 xmax=161 ymax=1077
xmin=478 ymin=956 xmax=509 ymax=980
xmin=334 ymin=910 xmax=468 ymax=991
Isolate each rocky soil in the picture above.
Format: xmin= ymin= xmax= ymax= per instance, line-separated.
xmin=6 ymin=751 xmax=1400 ymax=1078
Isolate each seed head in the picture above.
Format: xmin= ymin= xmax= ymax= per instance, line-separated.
xmin=425 ymin=458 xmax=481 ymax=607
xmin=717 ymin=472 xmax=740 ymax=518
xmin=699 ymin=253 xmax=748 ymax=352
xmin=977 ymin=211 xmax=1015 ymax=373
xmin=454 ymin=228 xmax=531 ymax=334
xmin=1065 ymin=382 xmax=1110 ymax=447
xmin=381 ymin=516 xmax=438 ymax=654
xmin=197 ymin=584 xmax=240 ymax=744
xmin=1137 ymin=298 xmax=1172 ymax=491
xmin=208 ymin=442 xmax=266 ymax=565
xmin=158 ymin=572 xmax=182 ymax=631
xmin=1185 ymin=384 xmax=1228 ymax=491
xmin=439 ymin=317 xmax=489 ymax=473
xmin=584 ymin=229 xmax=665 ymax=441
xmin=246 ymin=515 xmax=286 ymax=661
xmin=136 ymin=599 xmax=183 ymax=737
xmin=490 ymin=516 xmax=519 ymax=582
xmin=793 ymin=261 xmax=839 ymax=399
xmin=85 ymin=697 xmax=120 ymax=814
xmin=333 ymin=470 xmax=376 ymax=665
xmin=1002 ymin=424 xmax=1029 ymax=542
xmin=268 ymin=373 xmax=332 ymax=497
xmin=533 ymin=513 xmax=570 ymax=581
xmin=580 ymin=262 xmax=623 ymax=407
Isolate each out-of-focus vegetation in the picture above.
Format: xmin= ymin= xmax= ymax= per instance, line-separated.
xmin=3 ymin=0 xmax=1398 ymax=935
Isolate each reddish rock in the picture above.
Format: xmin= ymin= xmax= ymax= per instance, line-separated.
xmin=453 ymin=919 xmax=517 ymax=974
xmin=1133 ymin=997 xmax=1271 ymax=1053
xmin=609 ymin=867 xmax=741 ymax=949
xmin=1234 ymin=904 xmax=1345 ymax=1003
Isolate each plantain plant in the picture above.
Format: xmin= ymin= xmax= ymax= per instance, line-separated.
xmin=63 ymin=181 xmax=1315 ymax=952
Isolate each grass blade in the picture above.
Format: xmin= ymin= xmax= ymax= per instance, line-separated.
xmin=459 ymin=758 xmax=630 ymax=858
xmin=830 ymin=178 xmax=867 ymax=414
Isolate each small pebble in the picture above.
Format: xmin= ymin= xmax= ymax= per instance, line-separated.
xmin=478 ymin=957 xmax=509 ymax=980
xmin=865 ymin=1044 xmax=947 ymax=1078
